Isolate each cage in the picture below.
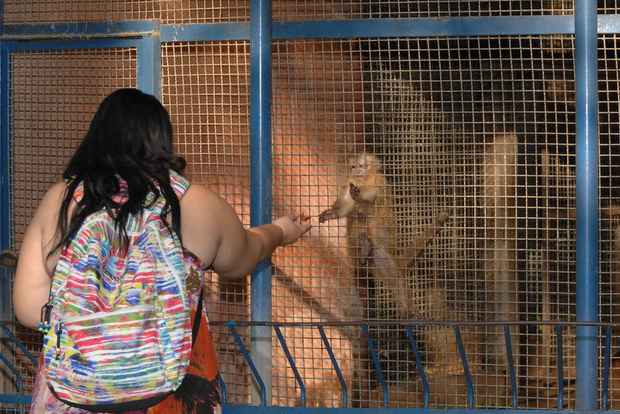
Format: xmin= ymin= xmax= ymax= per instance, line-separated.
xmin=0 ymin=1 xmax=616 ymax=413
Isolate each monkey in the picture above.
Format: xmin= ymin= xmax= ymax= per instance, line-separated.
xmin=319 ymin=153 xmax=449 ymax=319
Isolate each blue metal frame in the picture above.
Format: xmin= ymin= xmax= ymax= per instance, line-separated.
xmin=0 ymin=38 xmax=10 ymax=324
xmin=249 ymin=0 xmax=273 ymax=405
xmin=137 ymin=27 xmax=161 ymax=97
xmin=575 ymin=0 xmax=599 ymax=410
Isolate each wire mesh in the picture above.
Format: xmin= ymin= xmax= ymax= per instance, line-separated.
xmin=267 ymin=34 xmax=581 ymax=409
xmin=6 ymin=47 xmax=136 ymax=403
xmin=2 ymin=0 xmax=249 ymax=25
xmin=599 ymin=33 xmax=620 ymax=408
xmin=161 ymin=40 xmax=252 ymax=405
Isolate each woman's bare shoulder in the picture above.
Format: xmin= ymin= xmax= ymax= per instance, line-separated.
xmin=35 ymin=181 xmax=68 ymax=225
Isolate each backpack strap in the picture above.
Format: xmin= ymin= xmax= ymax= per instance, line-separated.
xmin=70 ymin=170 xmax=189 ymax=204
xmin=191 ymin=289 xmax=203 ymax=347
xmin=170 ymin=170 xmax=190 ymax=200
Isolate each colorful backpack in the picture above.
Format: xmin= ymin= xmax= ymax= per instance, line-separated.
xmin=40 ymin=174 xmax=194 ymax=412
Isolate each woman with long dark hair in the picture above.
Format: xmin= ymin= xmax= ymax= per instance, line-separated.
xmin=13 ymin=88 xmax=311 ymax=413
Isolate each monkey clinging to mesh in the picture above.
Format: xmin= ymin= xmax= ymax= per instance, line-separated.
xmin=319 ymin=153 xmax=449 ymax=318
xmin=319 ymin=152 xmax=412 ymax=317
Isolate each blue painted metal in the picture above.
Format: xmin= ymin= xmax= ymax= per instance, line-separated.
xmin=1 ymin=21 xmax=155 ymax=39
xmin=363 ymin=325 xmax=388 ymax=408
xmin=453 ymin=327 xmax=474 ymax=409
xmin=4 ymin=14 xmax=620 ymax=44
xmin=223 ymin=406 xmax=620 ymax=414
xmin=502 ymin=326 xmax=517 ymax=409
xmin=137 ymin=28 xmax=161 ymax=98
xmin=0 ymin=394 xmax=31 ymax=404
xmin=274 ymin=325 xmax=306 ymax=407
xmin=318 ymin=326 xmax=348 ymax=408
xmin=219 ymin=375 xmax=229 ymax=405
xmin=227 ymin=321 xmax=267 ymax=406
xmin=249 ymin=0 xmax=273 ymax=405
xmin=272 ymin=16 xmax=574 ymax=39
xmin=404 ymin=327 xmax=429 ymax=408
xmin=555 ymin=325 xmax=565 ymax=410
xmin=603 ymin=326 xmax=612 ymax=411
xmin=4 ymin=38 xmax=140 ymax=52
xmin=574 ymin=0 xmax=599 ymax=410
xmin=0 ymin=323 xmax=37 ymax=367
xmin=5 ymin=15 xmax=620 ymax=45
xmin=0 ymin=348 xmax=22 ymax=391
xmin=0 ymin=42 xmax=10 ymax=324
xmin=161 ymin=23 xmax=249 ymax=42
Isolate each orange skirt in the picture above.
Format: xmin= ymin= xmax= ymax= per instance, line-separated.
xmin=148 ymin=307 xmax=221 ymax=414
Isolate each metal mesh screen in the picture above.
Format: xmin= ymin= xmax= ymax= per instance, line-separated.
xmin=599 ymin=33 xmax=620 ymax=407
xmin=5 ymin=47 xmax=136 ymax=401
xmin=161 ymin=40 xmax=252 ymax=405
xmin=267 ymin=34 xmax=581 ymax=408
xmin=2 ymin=0 xmax=249 ymax=24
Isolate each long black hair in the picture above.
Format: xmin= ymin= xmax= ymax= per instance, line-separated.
xmin=53 ymin=88 xmax=186 ymax=254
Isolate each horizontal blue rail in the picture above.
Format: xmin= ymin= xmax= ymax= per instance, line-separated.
xmin=3 ymin=14 xmax=620 ymax=42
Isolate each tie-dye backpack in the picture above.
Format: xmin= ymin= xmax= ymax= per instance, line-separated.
xmin=39 ymin=173 xmax=194 ymax=412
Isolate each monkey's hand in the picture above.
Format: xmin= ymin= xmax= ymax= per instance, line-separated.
xmin=349 ymin=183 xmax=361 ymax=202
xmin=318 ymin=209 xmax=337 ymax=223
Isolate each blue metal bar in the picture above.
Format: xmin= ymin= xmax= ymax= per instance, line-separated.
xmin=273 ymin=16 xmax=574 ymax=39
xmin=4 ymin=38 xmax=140 ymax=52
xmin=0 ymin=394 xmax=31 ymax=404
xmin=161 ymin=23 xmax=249 ymax=42
xmin=1 ymin=21 xmax=155 ymax=39
xmin=274 ymin=325 xmax=306 ymax=407
xmin=0 ymin=42 xmax=10 ymax=323
xmin=249 ymin=0 xmax=273 ymax=406
xmin=404 ymin=327 xmax=429 ymax=408
xmin=5 ymin=15 xmax=620 ymax=44
xmin=137 ymin=29 xmax=161 ymax=98
xmin=575 ymin=0 xmax=599 ymax=410
xmin=0 ymin=16 xmax=596 ymax=43
xmin=223 ymin=407 xmax=620 ymax=414
xmin=318 ymin=326 xmax=348 ymax=408
xmin=453 ymin=327 xmax=474 ymax=408
xmin=502 ymin=325 xmax=518 ymax=409
xmin=555 ymin=325 xmax=565 ymax=410
xmin=226 ymin=321 xmax=267 ymax=406
xmin=603 ymin=326 xmax=612 ymax=411
xmin=218 ymin=375 xmax=228 ymax=405
xmin=0 ymin=323 xmax=38 ymax=367
xmin=0 ymin=349 xmax=22 ymax=391
xmin=363 ymin=325 xmax=388 ymax=408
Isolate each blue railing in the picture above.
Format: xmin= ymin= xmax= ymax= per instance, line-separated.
xmin=0 ymin=320 xmax=36 ymax=405
xmin=218 ymin=320 xmax=620 ymax=413
xmin=1 ymin=319 xmax=620 ymax=412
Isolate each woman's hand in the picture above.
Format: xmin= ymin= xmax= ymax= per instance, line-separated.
xmin=272 ymin=214 xmax=312 ymax=245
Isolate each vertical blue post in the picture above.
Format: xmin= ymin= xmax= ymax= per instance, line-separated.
xmin=250 ymin=0 xmax=272 ymax=405
xmin=137 ymin=24 xmax=161 ymax=98
xmin=575 ymin=0 xmax=599 ymax=409
xmin=0 ymin=41 xmax=11 ymax=323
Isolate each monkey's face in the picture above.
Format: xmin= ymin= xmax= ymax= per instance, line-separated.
xmin=349 ymin=153 xmax=377 ymax=177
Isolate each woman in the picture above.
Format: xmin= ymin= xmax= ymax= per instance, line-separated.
xmin=13 ymin=88 xmax=311 ymax=413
